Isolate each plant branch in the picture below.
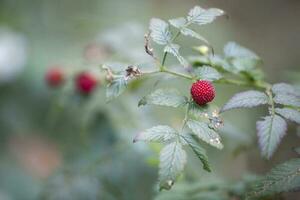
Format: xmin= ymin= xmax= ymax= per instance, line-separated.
xmin=161 ymin=30 xmax=182 ymax=67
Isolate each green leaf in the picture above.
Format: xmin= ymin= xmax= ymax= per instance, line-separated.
xmin=186 ymin=120 xmax=223 ymax=149
xmin=188 ymin=101 xmax=212 ymax=117
xmin=169 ymin=17 xmax=186 ymax=28
xmin=181 ymin=134 xmax=211 ymax=172
xmin=256 ymin=115 xmax=287 ymax=159
xmin=274 ymin=94 xmax=300 ymax=107
xmin=275 ymin=108 xmax=300 ymax=124
xmin=231 ymin=58 xmax=259 ymax=72
xmin=169 ymin=18 xmax=210 ymax=44
xmin=248 ymin=158 xmax=300 ymax=198
xmin=180 ymin=27 xmax=209 ymax=44
xmin=221 ymin=90 xmax=268 ymax=112
xmin=106 ymin=77 xmax=128 ymax=101
xmin=133 ymin=125 xmax=177 ymax=143
xmin=194 ymin=66 xmax=222 ymax=81
xmin=187 ymin=6 xmax=224 ymax=25
xmin=138 ymin=89 xmax=188 ymax=108
xmin=149 ymin=18 xmax=171 ymax=45
xmin=272 ymin=83 xmax=300 ymax=97
xmin=164 ymin=43 xmax=189 ymax=67
xmin=224 ymin=42 xmax=259 ymax=59
xmin=159 ymin=141 xmax=187 ymax=190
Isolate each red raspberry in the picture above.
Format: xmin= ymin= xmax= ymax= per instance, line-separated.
xmin=190 ymin=80 xmax=215 ymax=105
xmin=45 ymin=68 xmax=64 ymax=87
xmin=76 ymin=72 xmax=98 ymax=95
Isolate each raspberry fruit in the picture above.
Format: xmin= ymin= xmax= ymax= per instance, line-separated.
xmin=45 ymin=68 xmax=64 ymax=87
xmin=76 ymin=72 xmax=98 ymax=95
xmin=190 ymin=80 xmax=215 ymax=105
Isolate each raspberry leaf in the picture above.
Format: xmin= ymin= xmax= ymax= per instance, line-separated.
xmin=159 ymin=141 xmax=187 ymax=190
xmin=275 ymin=108 xmax=300 ymax=124
xmin=224 ymin=42 xmax=259 ymax=59
xmin=138 ymin=89 xmax=188 ymax=108
xmin=169 ymin=18 xmax=210 ymax=45
xmin=188 ymin=101 xmax=212 ymax=117
xmin=106 ymin=77 xmax=128 ymax=101
xmin=181 ymin=134 xmax=211 ymax=172
xmin=256 ymin=115 xmax=287 ymax=159
xmin=149 ymin=18 xmax=172 ymax=45
xmin=248 ymin=158 xmax=300 ymax=198
xmin=194 ymin=66 xmax=222 ymax=81
xmin=186 ymin=120 xmax=223 ymax=149
xmin=273 ymin=94 xmax=300 ymax=108
xmin=169 ymin=17 xmax=186 ymax=28
xmin=164 ymin=43 xmax=189 ymax=67
xmin=272 ymin=83 xmax=300 ymax=97
xmin=221 ymin=90 xmax=268 ymax=112
xmin=187 ymin=6 xmax=224 ymax=26
xmin=133 ymin=125 xmax=177 ymax=143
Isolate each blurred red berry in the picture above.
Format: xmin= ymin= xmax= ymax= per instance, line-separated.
xmin=45 ymin=68 xmax=64 ymax=87
xmin=76 ymin=72 xmax=98 ymax=95
xmin=191 ymin=80 xmax=215 ymax=105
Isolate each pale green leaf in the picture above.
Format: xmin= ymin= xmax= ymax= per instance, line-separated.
xmin=138 ymin=89 xmax=188 ymax=108
xmin=272 ymin=83 xmax=300 ymax=97
xmin=188 ymin=101 xmax=211 ymax=117
xmin=181 ymin=134 xmax=211 ymax=172
xmin=106 ymin=77 xmax=127 ymax=101
xmin=187 ymin=6 xmax=224 ymax=25
xmin=275 ymin=108 xmax=300 ymax=124
xmin=149 ymin=18 xmax=171 ymax=45
xmin=133 ymin=125 xmax=177 ymax=143
xmin=224 ymin=42 xmax=259 ymax=59
xmin=169 ymin=17 xmax=186 ymax=28
xmin=194 ymin=66 xmax=222 ymax=81
xmin=274 ymin=94 xmax=300 ymax=107
xmin=180 ymin=27 xmax=209 ymax=44
xmin=186 ymin=120 xmax=223 ymax=149
xmin=164 ymin=43 xmax=189 ymax=67
xmin=231 ymin=58 xmax=259 ymax=72
xmin=248 ymin=158 xmax=300 ymax=198
xmin=256 ymin=115 xmax=287 ymax=159
xmin=159 ymin=141 xmax=187 ymax=190
xmin=221 ymin=90 xmax=268 ymax=112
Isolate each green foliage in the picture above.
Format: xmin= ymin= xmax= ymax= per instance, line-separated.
xmin=181 ymin=134 xmax=211 ymax=172
xmin=186 ymin=120 xmax=223 ymax=149
xmin=149 ymin=18 xmax=171 ymax=45
xmin=159 ymin=141 xmax=187 ymax=190
xmin=138 ymin=89 xmax=188 ymax=108
xmin=42 ymin=3 xmax=300 ymax=198
xmin=221 ymin=90 xmax=269 ymax=112
xmin=248 ymin=158 xmax=300 ymax=198
xmin=273 ymin=93 xmax=300 ymax=107
xmin=256 ymin=115 xmax=287 ymax=159
xmin=275 ymin=108 xmax=300 ymax=124
xmin=194 ymin=66 xmax=222 ymax=81
xmin=106 ymin=76 xmax=128 ymax=101
xmin=133 ymin=125 xmax=177 ymax=143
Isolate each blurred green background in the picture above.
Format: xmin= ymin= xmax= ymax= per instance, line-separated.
xmin=0 ymin=0 xmax=299 ymax=199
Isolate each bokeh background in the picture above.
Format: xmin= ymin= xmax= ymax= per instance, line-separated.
xmin=0 ymin=0 xmax=299 ymax=199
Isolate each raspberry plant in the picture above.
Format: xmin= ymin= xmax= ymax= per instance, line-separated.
xmin=48 ymin=5 xmax=300 ymax=199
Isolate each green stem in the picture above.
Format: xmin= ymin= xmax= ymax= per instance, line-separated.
xmin=181 ymin=98 xmax=191 ymax=132
xmin=266 ymin=86 xmax=275 ymax=115
xmin=161 ymin=67 xmax=194 ymax=80
xmin=161 ymin=30 xmax=182 ymax=67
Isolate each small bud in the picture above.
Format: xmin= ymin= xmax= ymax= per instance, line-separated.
xmin=193 ymin=45 xmax=210 ymax=55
